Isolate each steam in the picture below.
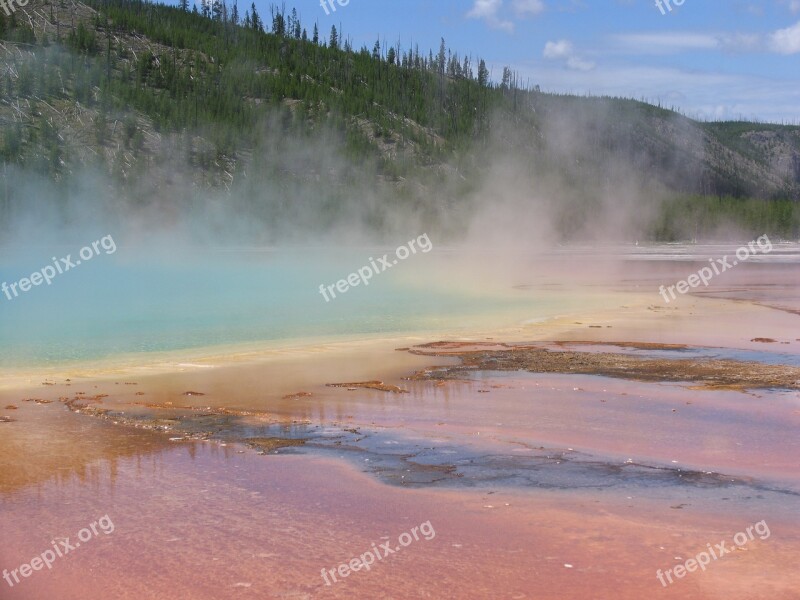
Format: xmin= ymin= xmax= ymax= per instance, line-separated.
xmin=0 ymin=72 xmax=771 ymax=259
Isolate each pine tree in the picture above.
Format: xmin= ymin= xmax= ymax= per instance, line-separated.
xmin=478 ymin=59 xmax=489 ymax=87
xmin=251 ymin=2 xmax=262 ymax=31
xmin=501 ymin=66 xmax=511 ymax=90
xmin=329 ymin=25 xmax=338 ymax=49
xmin=271 ymin=5 xmax=285 ymax=36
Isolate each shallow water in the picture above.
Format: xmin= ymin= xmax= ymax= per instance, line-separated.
xmin=2 ymin=245 xmax=799 ymax=599
xmin=5 ymin=242 xmax=797 ymax=369
xmin=2 ymin=416 xmax=799 ymax=600
xmin=0 ymin=248 xmax=577 ymax=367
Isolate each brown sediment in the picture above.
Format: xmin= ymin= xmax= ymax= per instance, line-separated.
xmin=751 ymin=337 xmax=777 ymax=343
xmin=22 ymin=398 xmax=53 ymax=404
xmin=181 ymin=391 xmax=206 ymax=396
xmin=4 ymin=404 xmax=17 ymax=410
xmin=551 ymin=340 xmax=691 ymax=350
xmin=408 ymin=343 xmax=800 ymax=391
xmin=410 ymin=341 xmax=511 ymax=351
xmin=135 ymin=402 xmax=196 ymax=409
xmin=326 ymin=380 xmax=409 ymax=393
xmin=282 ymin=391 xmax=313 ymax=400
xmin=244 ymin=437 xmax=305 ymax=452
xmin=128 ymin=402 xmax=259 ymax=418
xmin=54 ymin=391 xmax=276 ymax=444
xmin=63 ymin=396 xmax=110 ymax=416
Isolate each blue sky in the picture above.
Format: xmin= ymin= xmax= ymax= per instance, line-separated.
xmin=187 ymin=0 xmax=800 ymax=123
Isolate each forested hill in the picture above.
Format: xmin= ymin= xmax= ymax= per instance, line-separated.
xmin=1 ymin=0 xmax=799 ymax=240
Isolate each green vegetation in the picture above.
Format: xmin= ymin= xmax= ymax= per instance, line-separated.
xmin=650 ymin=196 xmax=800 ymax=240
xmin=0 ymin=0 xmax=798 ymax=240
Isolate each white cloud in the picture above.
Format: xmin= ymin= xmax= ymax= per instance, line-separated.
xmin=495 ymin=61 xmax=800 ymax=123
xmin=543 ymin=39 xmax=573 ymax=59
xmin=614 ymin=28 xmax=794 ymax=55
xmin=511 ymin=0 xmax=545 ymax=16
xmin=566 ymin=56 xmax=595 ymax=71
xmin=613 ymin=32 xmax=720 ymax=52
xmin=718 ymin=32 xmax=761 ymax=52
xmin=467 ymin=0 xmax=503 ymax=19
xmin=466 ymin=0 xmax=514 ymax=32
xmin=769 ymin=20 xmax=800 ymax=54
xmin=465 ymin=0 xmax=545 ymax=33
xmin=543 ymin=39 xmax=595 ymax=70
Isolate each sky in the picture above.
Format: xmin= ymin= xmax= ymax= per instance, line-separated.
xmin=187 ymin=0 xmax=800 ymax=123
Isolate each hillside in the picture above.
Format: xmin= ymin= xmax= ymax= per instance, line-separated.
xmin=1 ymin=0 xmax=799 ymax=240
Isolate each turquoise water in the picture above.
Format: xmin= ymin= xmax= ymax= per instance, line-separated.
xmin=0 ymin=247 xmax=552 ymax=367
